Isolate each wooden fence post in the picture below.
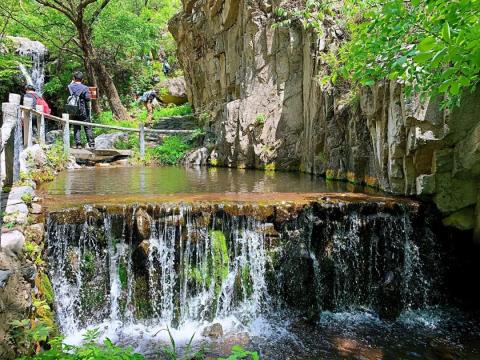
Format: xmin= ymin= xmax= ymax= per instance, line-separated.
xmin=22 ymin=97 xmax=34 ymax=148
xmin=62 ymin=113 xmax=70 ymax=156
xmin=2 ymin=94 xmax=21 ymax=186
xmin=36 ymin=105 xmax=46 ymax=145
xmin=139 ymin=123 xmax=145 ymax=161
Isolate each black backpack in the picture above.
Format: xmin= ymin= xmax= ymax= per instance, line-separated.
xmin=65 ymin=87 xmax=86 ymax=118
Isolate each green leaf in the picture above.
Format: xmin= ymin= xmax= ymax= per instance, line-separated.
xmin=442 ymin=22 xmax=451 ymax=42
xmin=414 ymin=52 xmax=432 ymax=64
xmin=418 ymin=37 xmax=437 ymax=52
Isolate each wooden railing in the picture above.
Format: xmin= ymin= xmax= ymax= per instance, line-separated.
xmin=1 ymin=93 xmax=195 ymax=185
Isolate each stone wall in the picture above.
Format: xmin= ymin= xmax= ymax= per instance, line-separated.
xmin=169 ymin=0 xmax=480 ymax=237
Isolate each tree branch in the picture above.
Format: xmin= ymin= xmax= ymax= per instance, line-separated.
xmin=35 ymin=0 xmax=76 ymax=23
xmin=89 ymin=0 xmax=111 ymax=25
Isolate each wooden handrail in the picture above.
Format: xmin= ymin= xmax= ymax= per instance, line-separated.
xmin=20 ymin=106 xmax=195 ymax=134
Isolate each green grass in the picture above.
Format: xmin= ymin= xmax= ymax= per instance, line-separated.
xmin=152 ymin=136 xmax=191 ymax=165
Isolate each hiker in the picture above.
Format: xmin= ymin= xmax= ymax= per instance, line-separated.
xmin=162 ymin=61 xmax=171 ymax=77
xmin=24 ymin=85 xmax=52 ymax=114
xmin=139 ymin=90 xmax=158 ymax=126
xmin=66 ymin=71 xmax=95 ymax=149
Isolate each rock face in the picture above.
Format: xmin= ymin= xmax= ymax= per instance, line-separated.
xmin=170 ymin=0 xmax=480 ymax=237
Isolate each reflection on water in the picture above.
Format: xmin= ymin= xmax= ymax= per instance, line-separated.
xmin=41 ymin=166 xmax=369 ymax=196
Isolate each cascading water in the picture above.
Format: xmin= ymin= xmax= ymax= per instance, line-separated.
xmin=45 ymin=200 xmax=442 ymax=343
xmin=10 ymin=37 xmax=47 ymax=95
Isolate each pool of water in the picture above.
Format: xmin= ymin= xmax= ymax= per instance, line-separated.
xmin=41 ymin=166 xmax=368 ymax=196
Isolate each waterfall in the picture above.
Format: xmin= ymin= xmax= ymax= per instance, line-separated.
xmin=10 ymin=37 xmax=47 ymax=95
xmin=45 ymin=201 xmax=442 ymax=340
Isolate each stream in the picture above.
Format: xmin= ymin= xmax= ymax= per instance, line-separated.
xmin=39 ymin=167 xmax=480 ymax=359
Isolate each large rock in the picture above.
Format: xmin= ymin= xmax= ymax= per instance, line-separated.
xmin=170 ymin=0 xmax=480 ymax=234
xmin=20 ymin=144 xmax=47 ymax=172
xmin=1 ymin=231 xmax=25 ymax=258
xmin=157 ymin=77 xmax=188 ymax=105
xmin=183 ymin=147 xmax=209 ymax=166
xmin=95 ymin=132 xmax=128 ymax=150
xmin=1 ymin=186 xmax=34 ymax=208
xmin=135 ymin=208 xmax=152 ymax=240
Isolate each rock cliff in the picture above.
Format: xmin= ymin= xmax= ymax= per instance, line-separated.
xmin=170 ymin=0 xmax=480 ymax=237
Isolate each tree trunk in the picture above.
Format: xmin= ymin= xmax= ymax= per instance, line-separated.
xmin=83 ymin=57 xmax=102 ymax=114
xmin=77 ymin=23 xmax=129 ymax=120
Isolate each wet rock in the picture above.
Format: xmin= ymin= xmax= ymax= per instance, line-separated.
xmin=157 ymin=77 xmax=188 ymax=105
xmin=202 ymin=323 xmax=223 ymax=338
xmin=138 ymin=240 xmax=150 ymax=256
xmin=1 ymin=230 xmax=25 ymax=258
xmin=183 ymin=147 xmax=209 ymax=166
xmin=46 ymin=130 xmax=62 ymax=144
xmin=95 ymin=132 xmax=128 ymax=150
xmin=135 ymin=208 xmax=152 ymax=240
xmin=442 ymin=207 xmax=475 ymax=231
xmin=66 ymin=155 xmax=81 ymax=169
xmin=0 ymin=269 xmax=12 ymax=288
xmin=20 ymin=264 xmax=36 ymax=282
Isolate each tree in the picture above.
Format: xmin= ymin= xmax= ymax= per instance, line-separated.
xmin=34 ymin=0 xmax=130 ymax=119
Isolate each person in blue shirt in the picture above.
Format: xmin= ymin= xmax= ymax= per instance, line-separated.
xmin=68 ymin=71 xmax=95 ymax=149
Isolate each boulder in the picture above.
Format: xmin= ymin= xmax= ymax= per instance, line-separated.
xmin=443 ymin=207 xmax=475 ymax=231
xmin=46 ymin=130 xmax=63 ymax=145
xmin=20 ymin=144 xmax=47 ymax=172
xmin=183 ymin=147 xmax=209 ymax=166
xmin=1 ymin=186 xmax=34 ymax=208
xmin=202 ymin=323 xmax=223 ymax=338
xmin=95 ymin=132 xmax=128 ymax=150
xmin=135 ymin=208 xmax=152 ymax=240
xmin=1 ymin=230 xmax=25 ymax=258
xmin=157 ymin=77 xmax=188 ymax=105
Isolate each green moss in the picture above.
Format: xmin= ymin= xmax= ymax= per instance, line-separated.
xmin=264 ymin=163 xmax=276 ymax=172
xmin=39 ymin=272 xmax=54 ymax=305
xmin=209 ymin=230 xmax=230 ymax=304
xmin=81 ymin=250 xmax=96 ymax=276
xmin=209 ymin=158 xmax=218 ymax=166
xmin=241 ymin=266 xmax=254 ymax=298
xmin=118 ymin=261 xmax=128 ymax=291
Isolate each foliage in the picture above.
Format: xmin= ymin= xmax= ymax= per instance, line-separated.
xmin=152 ymin=136 xmax=191 ymax=165
xmin=156 ymin=326 xmax=204 ymax=360
xmin=274 ymin=0 xmax=480 ymax=107
xmin=0 ymin=0 xmax=182 ymax=112
xmin=255 ymin=114 xmax=265 ymax=126
xmin=218 ymin=345 xmax=259 ymax=360
xmin=273 ymin=1 xmax=331 ymax=33
xmin=18 ymin=331 xmax=145 ymax=360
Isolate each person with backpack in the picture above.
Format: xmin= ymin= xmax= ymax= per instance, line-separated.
xmin=24 ymin=85 xmax=52 ymax=114
xmin=66 ymin=71 xmax=95 ymax=149
xmin=139 ymin=90 xmax=159 ymax=126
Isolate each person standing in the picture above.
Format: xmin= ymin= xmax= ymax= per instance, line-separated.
xmin=67 ymin=71 xmax=95 ymax=149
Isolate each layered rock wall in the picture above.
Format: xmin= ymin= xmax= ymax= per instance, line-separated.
xmin=170 ymin=0 xmax=480 ymax=235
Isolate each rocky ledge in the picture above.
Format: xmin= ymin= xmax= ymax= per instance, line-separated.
xmin=169 ymin=0 xmax=480 ymax=239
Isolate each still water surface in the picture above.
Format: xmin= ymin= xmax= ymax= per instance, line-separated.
xmin=42 ymin=166 xmax=365 ymax=196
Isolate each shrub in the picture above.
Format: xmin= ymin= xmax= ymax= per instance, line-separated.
xmin=152 ymin=136 xmax=191 ymax=165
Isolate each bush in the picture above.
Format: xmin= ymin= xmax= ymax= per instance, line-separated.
xmin=152 ymin=136 xmax=191 ymax=165
xmin=18 ymin=337 xmax=145 ymax=360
